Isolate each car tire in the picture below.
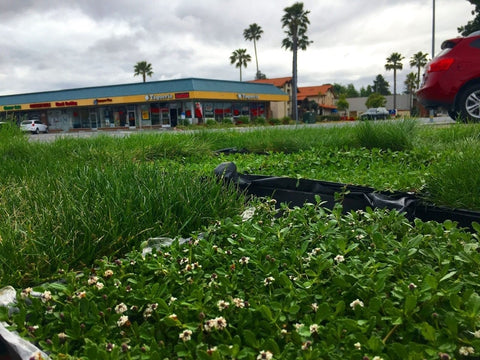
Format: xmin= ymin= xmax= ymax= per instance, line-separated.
xmin=35 ymin=128 xmax=40 ymax=134
xmin=459 ymin=83 xmax=480 ymax=122
xmin=448 ymin=109 xmax=459 ymax=121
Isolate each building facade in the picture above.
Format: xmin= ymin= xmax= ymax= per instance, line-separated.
xmin=0 ymin=78 xmax=288 ymax=131
xmin=249 ymin=77 xmax=292 ymax=119
xmin=297 ymin=84 xmax=337 ymax=115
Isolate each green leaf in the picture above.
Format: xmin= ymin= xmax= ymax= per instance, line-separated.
xmin=242 ymin=329 xmax=258 ymax=348
xmin=259 ymin=305 xmax=273 ymax=321
xmin=439 ymin=271 xmax=457 ymax=282
xmin=404 ymin=294 xmax=417 ymax=315
xmin=419 ymin=322 xmax=436 ymax=342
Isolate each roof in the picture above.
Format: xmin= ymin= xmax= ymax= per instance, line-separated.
xmin=0 ymin=78 xmax=287 ymax=106
xmin=297 ymin=84 xmax=333 ymax=101
xmin=249 ymin=77 xmax=292 ymax=87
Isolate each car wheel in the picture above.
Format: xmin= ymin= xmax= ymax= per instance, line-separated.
xmin=459 ymin=83 xmax=480 ymax=122
xmin=35 ymin=128 xmax=40 ymax=134
xmin=448 ymin=109 xmax=459 ymax=121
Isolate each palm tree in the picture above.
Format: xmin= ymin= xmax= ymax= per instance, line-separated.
xmin=243 ymin=23 xmax=264 ymax=79
xmin=133 ymin=61 xmax=153 ymax=82
xmin=229 ymin=49 xmax=251 ymax=81
xmin=404 ymin=72 xmax=417 ymax=113
xmin=385 ymin=52 xmax=404 ymax=112
xmin=409 ymin=51 xmax=429 ymax=89
xmin=281 ymin=2 xmax=312 ymax=123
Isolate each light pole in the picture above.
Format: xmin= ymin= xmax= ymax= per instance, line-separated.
xmin=430 ymin=0 xmax=436 ymax=122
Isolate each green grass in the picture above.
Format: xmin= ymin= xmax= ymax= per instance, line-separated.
xmin=1 ymin=120 xmax=480 ymax=287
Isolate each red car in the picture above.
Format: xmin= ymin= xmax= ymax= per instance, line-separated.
xmin=417 ymin=30 xmax=480 ymax=121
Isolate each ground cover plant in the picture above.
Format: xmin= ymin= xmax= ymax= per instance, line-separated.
xmin=1 ymin=120 xmax=480 ymax=358
xmin=2 ymin=200 xmax=479 ymax=359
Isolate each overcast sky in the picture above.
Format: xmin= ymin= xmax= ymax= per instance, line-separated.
xmin=0 ymin=0 xmax=474 ymax=96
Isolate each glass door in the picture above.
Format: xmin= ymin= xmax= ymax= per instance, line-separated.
xmin=89 ymin=110 xmax=98 ymax=129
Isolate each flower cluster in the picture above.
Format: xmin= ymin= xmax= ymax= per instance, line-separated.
xmin=204 ymin=316 xmax=227 ymax=332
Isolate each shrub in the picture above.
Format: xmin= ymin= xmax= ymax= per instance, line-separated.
xmin=268 ymin=118 xmax=281 ymax=126
xmin=222 ymin=117 xmax=233 ymax=125
xmin=236 ymin=116 xmax=250 ymax=125
xmin=252 ymin=116 xmax=266 ymax=125
xmin=281 ymin=116 xmax=291 ymax=125
xmin=205 ymin=119 xmax=217 ymax=126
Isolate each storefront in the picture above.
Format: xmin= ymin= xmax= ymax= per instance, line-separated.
xmin=0 ymin=78 xmax=288 ymax=131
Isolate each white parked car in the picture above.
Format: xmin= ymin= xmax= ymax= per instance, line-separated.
xmin=20 ymin=120 xmax=48 ymax=134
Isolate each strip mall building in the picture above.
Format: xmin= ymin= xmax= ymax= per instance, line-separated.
xmin=0 ymin=78 xmax=288 ymax=131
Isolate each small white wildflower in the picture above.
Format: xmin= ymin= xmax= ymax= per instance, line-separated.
xmin=350 ymin=299 xmax=364 ymax=309
xmin=117 ymin=315 xmax=129 ymax=327
xmin=168 ymin=296 xmax=177 ymax=305
xmin=256 ymin=350 xmax=273 ymax=360
xmin=217 ymin=300 xmax=230 ymax=311
xmin=239 ymin=256 xmax=250 ymax=265
xmin=95 ymin=282 xmax=104 ymax=290
xmin=21 ymin=287 xmax=32 ymax=299
xmin=311 ymin=303 xmax=318 ymax=312
xmin=301 ymin=341 xmax=312 ymax=350
xmin=264 ymin=276 xmax=275 ymax=286
xmin=115 ymin=303 xmax=128 ymax=314
xmin=334 ymin=254 xmax=345 ymax=263
xmin=169 ymin=314 xmax=178 ymax=321
xmin=309 ymin=324 xmax=319 ymax=334
xmin=294 ymin=323 xmax=304 ymax=331
xmin=41 ymin=290 xmax=52 ymax=303
xmin=88 ymin=276 xmax=99 ymax=285
xmin=179 ymin=329 xmax=193 ymax=342
xmin=233 ymin=297 xmax=245 ymax=308
xmin=372 ymin=357 xmax=384 ymax=360
xmin=459 ymin=346 xmax=475 ymax=356
xmin=354 ymin=342 xmax=361 ymax=350
xmin=473 ymin=329 xmax=480 ymax=338
xmin=104 ymin=269 xmax=114 ymax=278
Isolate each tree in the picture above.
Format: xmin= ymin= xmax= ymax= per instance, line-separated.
xmin=404 ymin=72 xmax=418 ymax=114
xmin=133 ymin=61 xmax=153 ymax=82
xmin=458 ymin=0 xmax=480 ymax=35
xmin=281 ymin=2 xmax=312 ymax=123
xmin=410 ymin=51 xmax=429 ymax=89
xmin=229 ymin=49 xmax=251 ymax=81
xmin=372 ymin=74 xmax=391 ymax=95
xmin=365 ymin=93 xmax=386 ymax=108
xmin=360 ymin=85 xmax=374 ymax=97
xmin=336 ymin=94 xmax=349 ymax=116
xmin=243 ymin=23 xmax=264 ymax=78
xmin=385 ymin=52 xmax=404 ymax=110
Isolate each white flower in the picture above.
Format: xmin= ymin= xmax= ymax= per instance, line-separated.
xmin=239 ymin=256 xmax=250 ymax=265
xmin=204 ymin=316 xmax=227 ymax=331
xmin=350 ymin=299 xmax=364 ymax=309
xmin=41 ymin=290 xmax=52 ymax=303
xmin=233 ymin=297 xmax=245 ymax=308
xmin=115 ymin=303 xmax=128 ymax=314
xmin=264 ymin=276 xmax=275 ymax=286
xmin=95 ymin=282 xmax=104 ymax=290
xmin=334 ymin=254 xmax=345 ymax=263
xmin=168 ymin=296 xmax=177 ymax=305
xmin=88 ymin=276 xmax=99 ymax=285
xmin=301 ymin=341 xmax=312 ymax=350
xmin=117 ymin=315 xmax=129 ymax=327
xmin=256 ymin=350 xmax=273 ymax=360
xmin=354 ymin=342 xmax=361 ymax=350
xmin=473 ymin=329 xmax=480 ymax=338
xmin=179 ymin=329 xmax=193 ymax=342
xmin=372 ymin=357 xmax=384 ymax=360
xmin=104 ymin=269 xmax=114 ymax=278
xmin=459 ymin=346 xmax=475 ymax=356
xmin=294 ymin=323 xmax=304 ymax=331
xmin=311 ymin=303 xmax=318 ymax=312
xmin=309 ymin=324 xmax=319 ymax=334
xmin=217 ymin=300 xmax=230 ymax=311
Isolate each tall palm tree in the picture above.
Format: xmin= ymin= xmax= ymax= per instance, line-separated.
xmin=409 ymin=51 xmax=429 ymax=89
xmin=133 ymin=61 xmax=153 ymax=82
xmin=229 ymin=49 xmax=251 ymax=81
xmin=385 ymin=52 xmax=404 ymax=111
xmin=243 ymin=23 xmax=263 ymax=79
xmin=281 ymin=2 xmax=312 ymax=123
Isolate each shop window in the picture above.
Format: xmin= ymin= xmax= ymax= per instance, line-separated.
xmin=203 ymin=103 xmax=214 ymax=119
